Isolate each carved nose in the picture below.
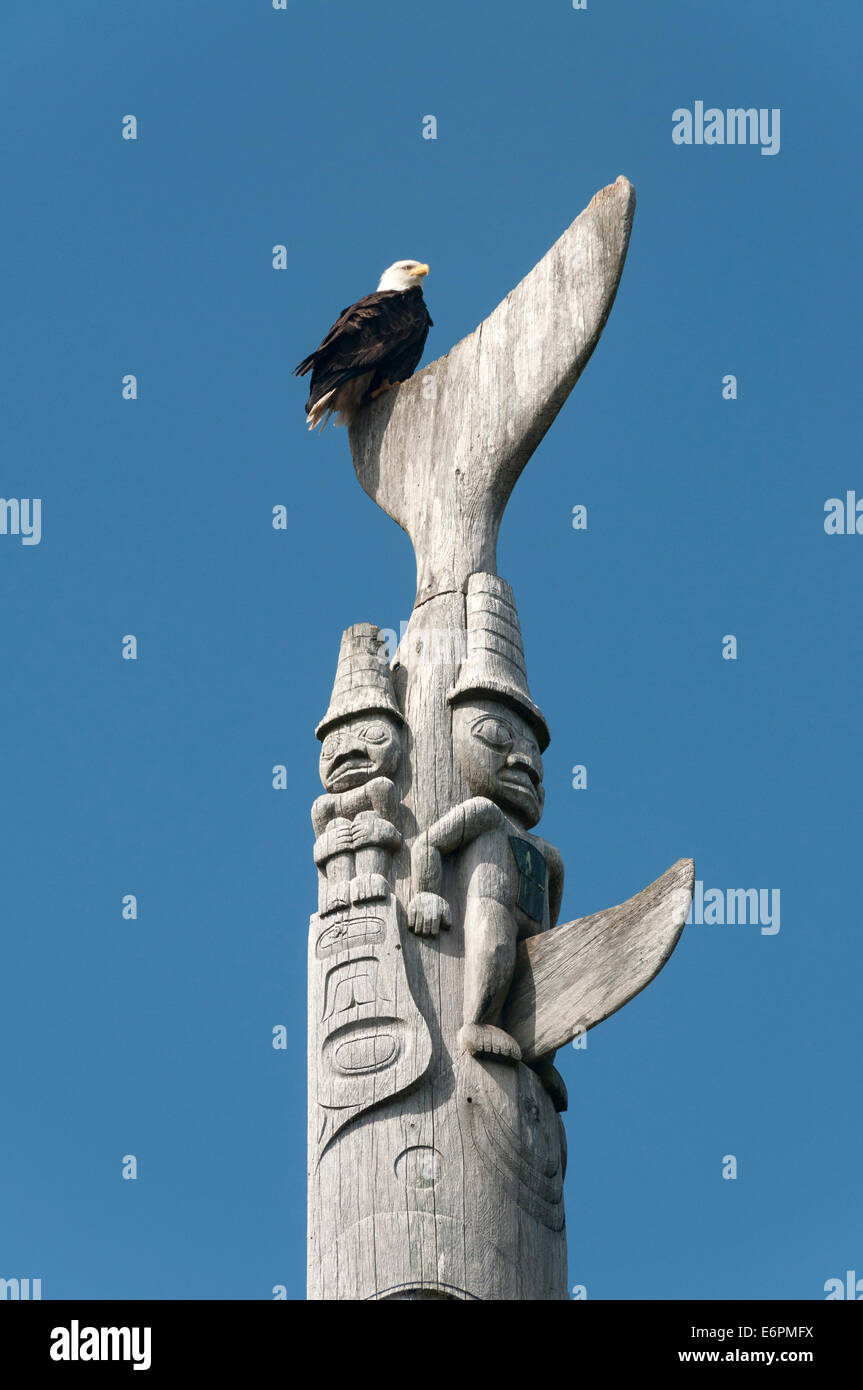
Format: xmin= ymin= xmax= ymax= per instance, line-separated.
xmin=507 ymin=753 xmax=541 ymax=788
xmin=330 ymin=742 xmax=366 ymax=766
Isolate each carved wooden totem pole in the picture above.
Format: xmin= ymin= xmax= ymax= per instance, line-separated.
xmin=307 ymin=178 xmax=694 ymax=1301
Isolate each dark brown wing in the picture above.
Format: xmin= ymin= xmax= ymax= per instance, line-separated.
xmin=295 ymin=288 xmax=432 ymax=412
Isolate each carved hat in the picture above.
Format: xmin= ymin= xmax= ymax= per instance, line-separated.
xmin=448 ymin=573 xmax=550 ymax=752
xmin=316 ymin=623 xmax=403 ymax=740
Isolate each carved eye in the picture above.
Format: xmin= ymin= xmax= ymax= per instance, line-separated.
xmin=471 ymin=717 xmax=513 ymax=752
xmin=362 ymin=720 xmax=390 ymax=744
xmin=321 ymin=735 xmax=339 ymax=760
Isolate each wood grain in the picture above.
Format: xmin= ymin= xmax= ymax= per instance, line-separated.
xmin=349 ymin=176 xmax=636 ymax=606
xmin=308 ymin=180 xmax=693 ymax=1303
xmin=504 ymin=859 xmax=695 ymax=1061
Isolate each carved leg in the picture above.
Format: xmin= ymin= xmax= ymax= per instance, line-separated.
xmin=314 ymin=817 xmax=355 ymax=916
xmin=458 ymin=896 xmax=521 ymax=1063
xmin=351 ymin=813 xmax=396 ymax=905
xmin=353 ymin=830 xmax=389 ymax=903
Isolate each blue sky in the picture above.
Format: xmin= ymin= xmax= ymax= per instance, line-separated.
xmin=1 ymin=0 xmax=860 ymax=1299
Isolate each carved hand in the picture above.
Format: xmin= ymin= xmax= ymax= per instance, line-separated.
xmin=311 ymin=776 xmax=399 ymax=836
xmin=407 ymin=892 xmax=452 ymax=938
xmin=350 ymin=811 xmax=402 ymax=853
xmin=314 ymin=813 xmax=401 ymax=866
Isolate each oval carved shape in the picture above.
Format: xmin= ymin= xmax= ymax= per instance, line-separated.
xmin=394 ymin=1145 xmax=443 ymax=1189
xmin=333 ymin=1032 xmax=398 ymax=1074
xmin=316 ymin=915 xmax=385 ymax=958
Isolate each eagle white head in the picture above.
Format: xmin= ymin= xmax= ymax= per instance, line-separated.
xmin=377 ymin=259 xmax=430 ymax=293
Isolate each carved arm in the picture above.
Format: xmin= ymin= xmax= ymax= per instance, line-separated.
xmin=408 ymin=797 xmax=504 ymax=938
xmin=535 ymin=838 xmax=565 ymax=930
xmin=311 ymin=776 xmax=399 ymax=836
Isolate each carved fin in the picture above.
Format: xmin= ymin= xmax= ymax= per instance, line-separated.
xmin=503 ymin=858 xmax=694 ymax=1062
xmin=349 ymin=178 xmax=636 ymax=603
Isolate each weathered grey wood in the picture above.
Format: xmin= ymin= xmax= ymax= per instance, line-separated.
xmin=309 ymin=596 xmax=571 ymax=1301
xmin=308 ymin=179 xmax=691 ymax=1302
xmin=349 ymin=176 xmax=636 ymax=605
xmin=503 ymin=858 xmax=694 ymax=1062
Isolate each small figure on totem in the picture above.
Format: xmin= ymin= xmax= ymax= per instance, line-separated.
xmin=312 ymin=623 xmax=404 ymax=917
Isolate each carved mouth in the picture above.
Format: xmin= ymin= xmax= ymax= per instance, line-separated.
xmin=501 ymin=766 xmax=540 ymax=793
xmin=328 ymin=755 xmax=371 ymax=783
xmin=499 ymin=780 xmax=539 ymax=805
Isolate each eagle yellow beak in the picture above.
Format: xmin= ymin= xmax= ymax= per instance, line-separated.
xmin=413 ymin=263 xmax=430 ymax=278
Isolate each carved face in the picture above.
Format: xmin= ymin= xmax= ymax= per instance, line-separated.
xmin=451 ymin=699 xmax=544 ymax=828
xmin=319 ymin=713 xmax=402 ymax=793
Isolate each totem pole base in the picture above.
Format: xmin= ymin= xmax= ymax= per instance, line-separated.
xmin=309 ymin=1051 xmax=567 ymax=1302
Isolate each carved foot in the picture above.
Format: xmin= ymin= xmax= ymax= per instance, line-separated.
xmin=350 ymin=873 xmax=389 ymax=905
xmin=319 ymin=882 xmax=351 ymax=917
xmin=458 ymin=1023 xmax=522 ymax=1064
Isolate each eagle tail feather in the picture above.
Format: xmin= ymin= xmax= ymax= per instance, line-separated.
xmin=306 ymin=388 xmax=336 ymax=431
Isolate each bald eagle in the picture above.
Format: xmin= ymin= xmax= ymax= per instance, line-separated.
xmin=295 ymin=260 xmax=432 ymax=431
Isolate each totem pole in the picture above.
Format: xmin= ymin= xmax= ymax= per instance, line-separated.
xmin=306 ymin=178 xmax=694 ymax=1301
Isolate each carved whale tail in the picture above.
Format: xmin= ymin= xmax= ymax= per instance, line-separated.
xmin=349 ymin=177 xmax=636 ymax=605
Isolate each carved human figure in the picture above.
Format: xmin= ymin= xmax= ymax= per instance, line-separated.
xmin=309 ymin=624 xmax=433 ymax=1157
xmin=313 ymin=714 xmax=403 ymax=912
xmin=409 ymin=696 xmax=564 ymax=1068
xmin=317 ymin=711 xmax=401 ymax=795
xmin=312 ymin=625 xmax=404 ymax=914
